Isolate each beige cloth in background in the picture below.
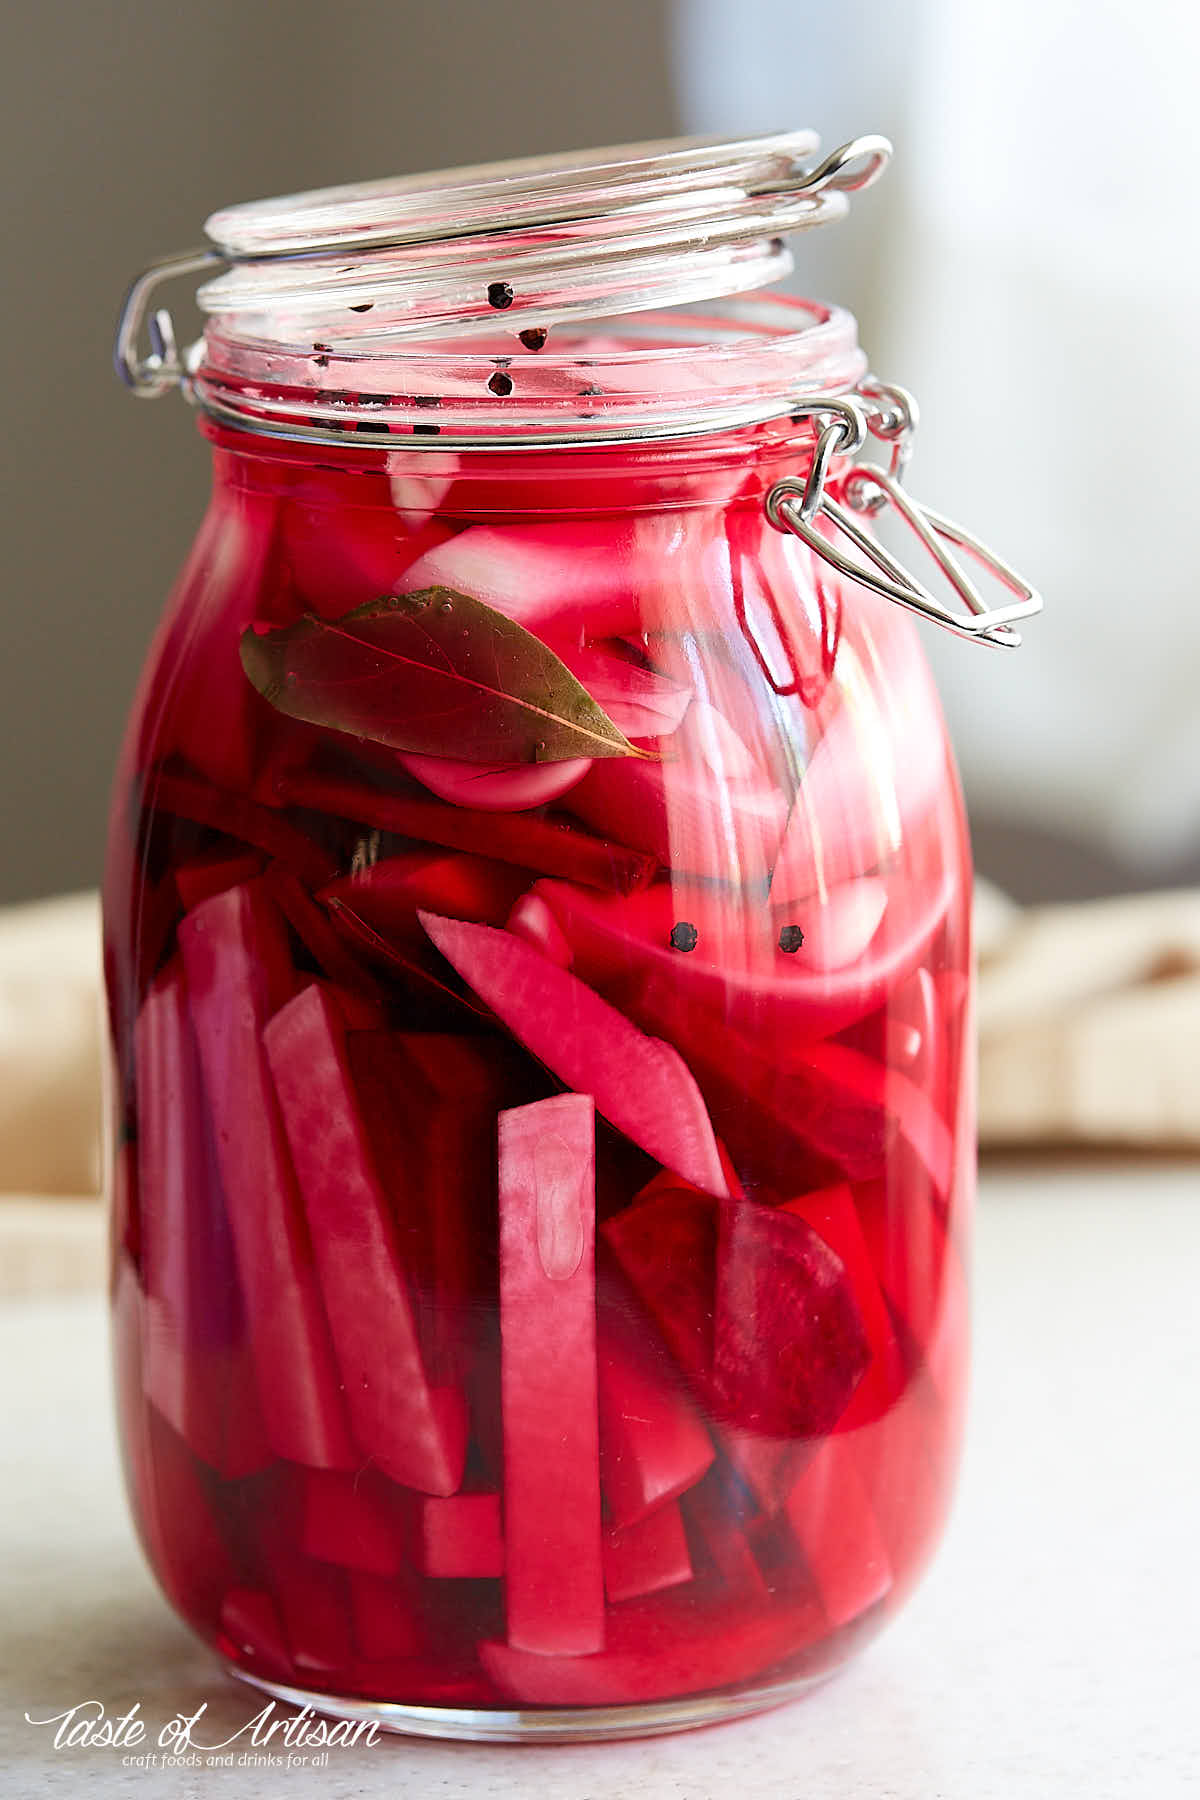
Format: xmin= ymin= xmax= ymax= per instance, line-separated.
xmin=974 ymin=881 xmax=1200 ymax=1148
xmin=0 ymin=892 xmax=102 ymax=1196
xmin=0 ymin=882 xmax=1197 ymax=1207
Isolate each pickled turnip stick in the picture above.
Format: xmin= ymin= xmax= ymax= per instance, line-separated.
xmin=135 ymin=960 xmax=268 ymax=1478
xmin=178 ymin=883 xmax=355 ymax=1469
xmin=498 ymin=1094 xmax=604 ymax=1654
xmin=264 ymin=982 xmax=468 ymax=1496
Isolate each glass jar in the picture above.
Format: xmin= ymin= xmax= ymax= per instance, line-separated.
xmin=106 ymin=134 xmax=1038 ymax=1740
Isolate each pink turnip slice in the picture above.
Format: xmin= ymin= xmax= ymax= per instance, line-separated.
xmin=559 ymin=644 xmax=693 ymax=741
xmin=135 ymin=960 xmax=269 ymax=1478
xmin=178 ymin=883 xmax=355 ymax=1469
xmin=497 ymin=1093 xmax=605 ymax=1654
xmin=419 ymin=911 xmax=728 ymax=1197
xmin=263 ymin=982 xmax=469 ymax=1495
xmin=399 ymin=517 xmax=686 ymax=641
xmin=395 ymin=750 xmax=592 ymax=812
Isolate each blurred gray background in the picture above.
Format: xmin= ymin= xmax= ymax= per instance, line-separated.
xmin=4 ymin=0 xmax=1197 ymax=905
xmin=0 ymin=0 xmax=679 ymax=905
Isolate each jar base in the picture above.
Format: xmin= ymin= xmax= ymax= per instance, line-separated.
xmin=226 ymin=1663 xmax=836 ymax=1743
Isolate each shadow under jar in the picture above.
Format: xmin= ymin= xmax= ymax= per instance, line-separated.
xmin=105 ymin=134 xmax=1038 ymax=1740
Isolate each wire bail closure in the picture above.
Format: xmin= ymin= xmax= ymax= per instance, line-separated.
xmin=765 ymin=384 xmax=1042 ymax=648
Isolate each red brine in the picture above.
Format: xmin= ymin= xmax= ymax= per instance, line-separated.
xmin=105 ymin=404 xmax=973 ymax=1723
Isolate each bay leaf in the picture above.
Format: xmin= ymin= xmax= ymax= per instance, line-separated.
xmin=240 ymin=586 xmax=644 ymax=764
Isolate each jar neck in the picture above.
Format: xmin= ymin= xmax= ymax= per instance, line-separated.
xmin=205 ymin=407 xmax=848 ymax=521
xmin=193 ymin=294 xmax=867 ymax=454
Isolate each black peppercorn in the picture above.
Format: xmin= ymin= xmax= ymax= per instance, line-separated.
xmin=669 ymin=921 xmax=699 ymax=953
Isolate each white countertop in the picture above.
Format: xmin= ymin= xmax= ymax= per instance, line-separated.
xmin=2 ymin=1157 xmax=1198 ymax=1798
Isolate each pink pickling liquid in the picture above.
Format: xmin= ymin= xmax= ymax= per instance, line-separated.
xmin=105 ymin=412 xmax=972 ymax=1718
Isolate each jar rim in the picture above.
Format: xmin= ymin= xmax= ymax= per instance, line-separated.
xmin=195 ymin=294 xmax=869 ymax=451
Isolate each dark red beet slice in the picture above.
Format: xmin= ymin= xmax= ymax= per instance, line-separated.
xmin=136 ymin=1407 xmax=240 ymax=1624
xmin=596 ymin=1287 xmax=714 ymax=1530
xmin=774 ymin=1434 xmax=893 ymax=1627
xmin=600 ymin=1181 xmax=718 ymax=1392
xmin=350 ymin=1570 xmax=428 ymax=1662
xmin=262 ymin=1546 xmax=353 ymax=1677
xmin=298 ymin=1468 xmax=411 ymax=1576
xmin=414 ymin=1494 xmax=505 ymax=1579
xmin=263 ymin=983 xmax=468 ymax=1495
xmin=344 ymin=1656 xmax=487 ymax=1705
xmin=681 ymin=1469 xmax=769 ymax=1601
xmin=322 ymin=896 xmax=491 ymax=1020
xmin=498 ymin=1094 xmax=605 ymax=1654
xmin=174 ymin=848 xmax=264 ymax=913
xmin=714 ymin=1202 xmax=871 ymax=1438
xmin=320 ymin=849 xmax=529 ymax=938
xmin=421 ymin=912 xmax=728 ymax=1198
xmin=603 ymin=1502 xmax=693 ymax=1603
xmin=142 ymin=488 xmax=283 ymax=796
xmin=344 ymin=1028 xmax=528 ymax=1377
xmin=282 ymin=480 xmax=452 ymax=617
xmin=219 ymin=1588 xmax=294 ymax=1683
xmin=623 ymin=971 xmax=950 ymax=1196
xmin=135 ymin=961 xmax=269 ymax=1478
xmin=147 ymin=769 xmax=338 ymax=890
xmin=262 ymin=865 xmax=386 ymax=1013
xmin=854 ymin=1147 xmax=955 ymax=1353
xmin=480 ymin=1586 xmax=825 ymax=1706
xmin=780 ymin=1185 xmax=906 ymax=1430
xmin=795 ymin=1042 xmax=954 ymax=1200
xmin=718 ymin=1427 xmax=808 ymax=1515
xmin=276 ymin=769 xmax=655 ymax=893
xmin=178 ymin=883 xmax=356 ymax=1469
xmin=104 ymin=753 xmax=184 ymax=1111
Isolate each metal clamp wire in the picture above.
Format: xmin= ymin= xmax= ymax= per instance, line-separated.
xmin=765 ymin=463 xmax=1042 ymax=648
